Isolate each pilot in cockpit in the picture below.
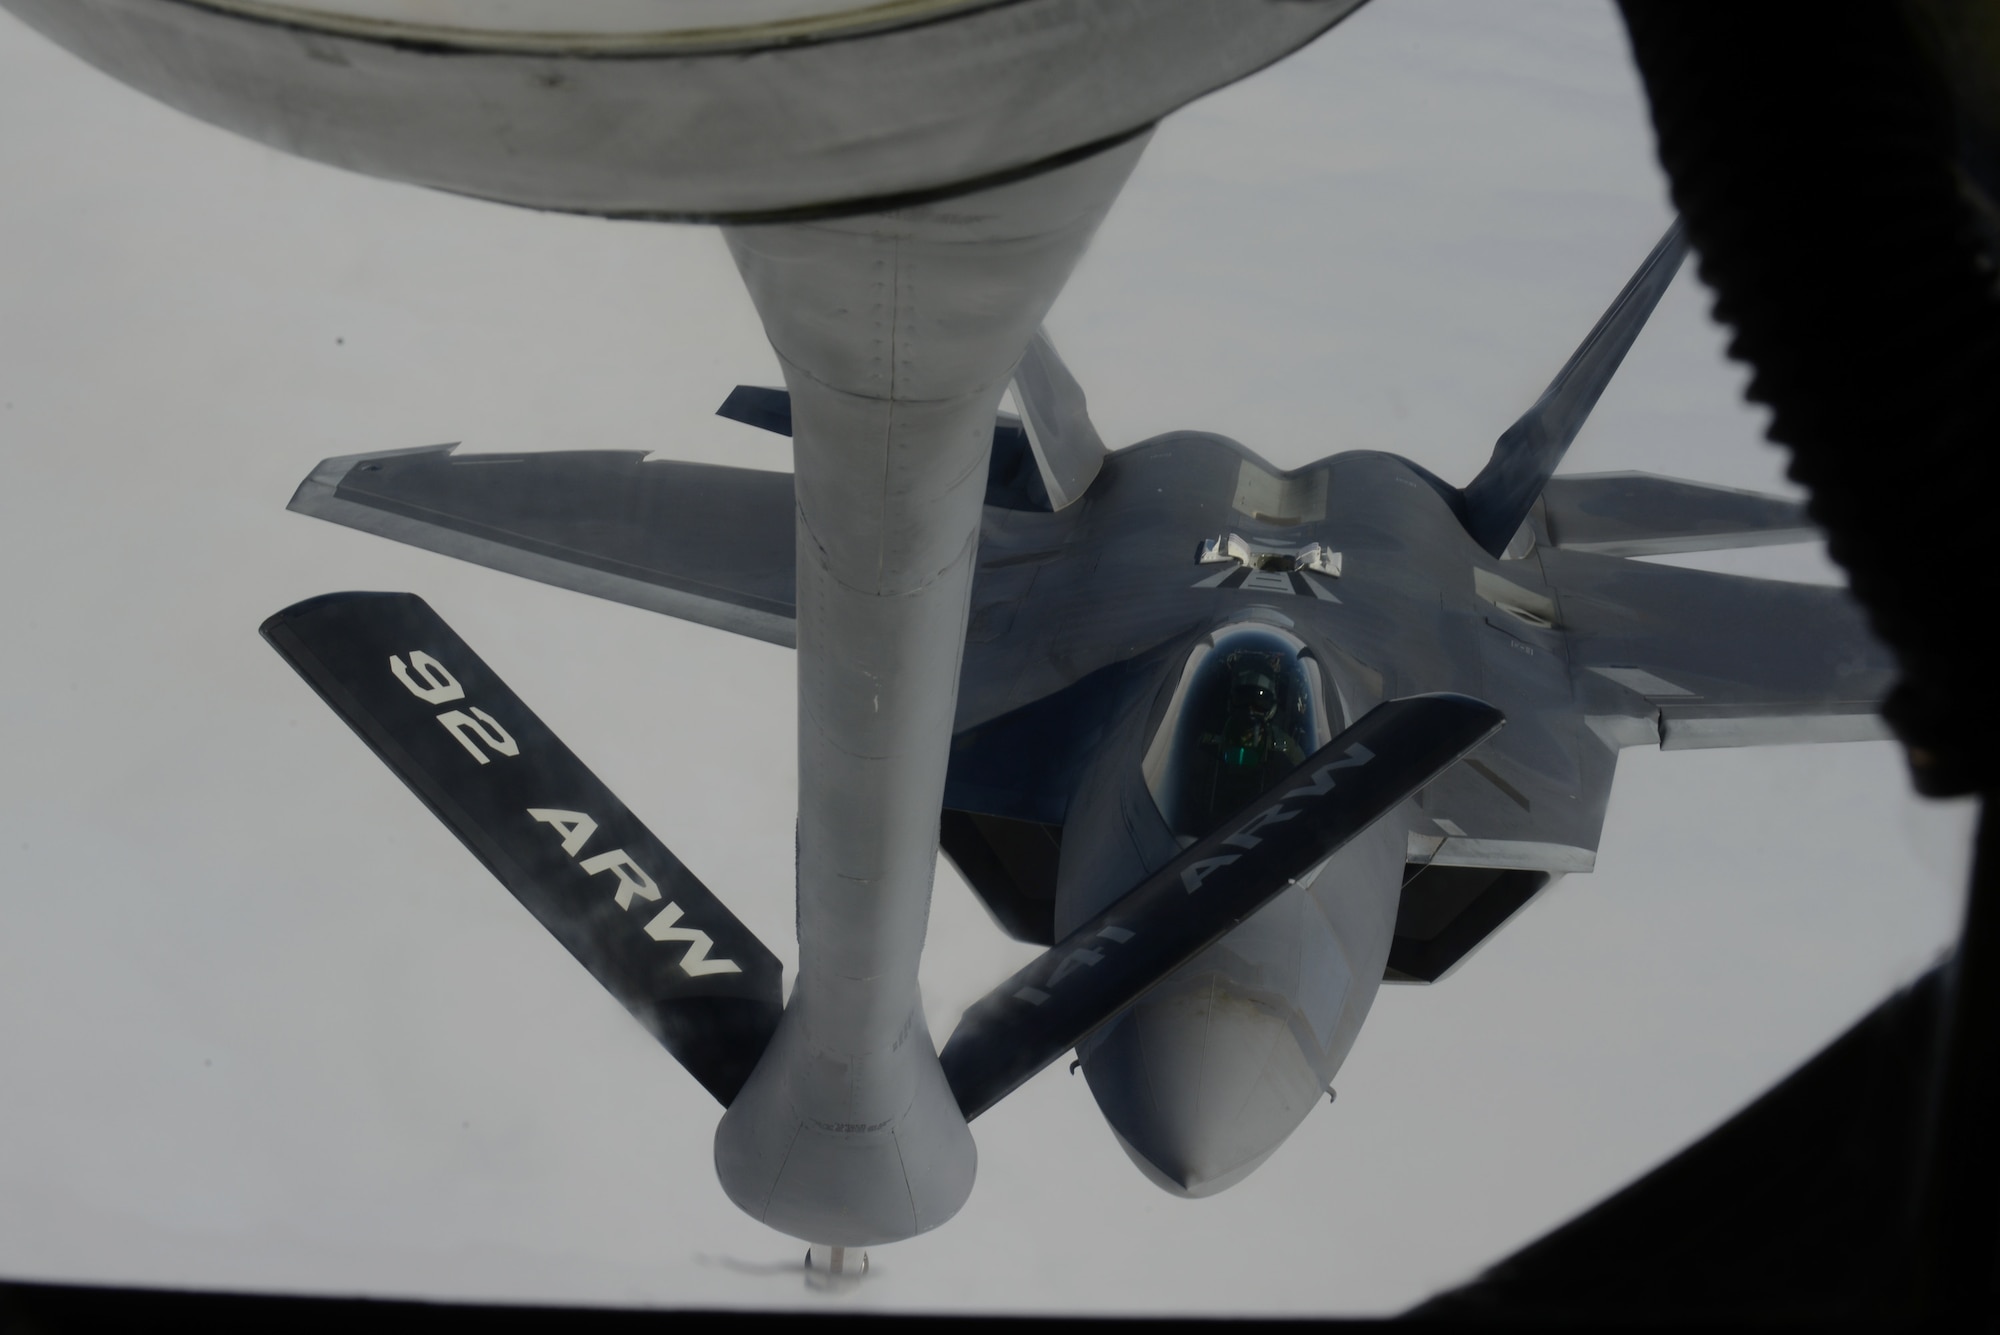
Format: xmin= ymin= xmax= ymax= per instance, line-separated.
xmin=1144 ymin=626 xmax=1331 ymax=844
xmin=1212 ymin=654 xmax=1308 ymax=806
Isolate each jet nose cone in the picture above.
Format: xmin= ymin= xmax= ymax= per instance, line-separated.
xmin=1080 ymin=973 xmax=1322 ymax=1198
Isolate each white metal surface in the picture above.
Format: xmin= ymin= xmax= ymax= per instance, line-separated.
xmin=0 ymin=0 xmax=1358 ymax=218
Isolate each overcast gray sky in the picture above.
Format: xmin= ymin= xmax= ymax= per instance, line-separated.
xmin=0 ymin=0 xmax=1973 ymax=1316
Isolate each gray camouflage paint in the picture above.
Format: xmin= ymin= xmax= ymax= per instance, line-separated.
xmin=11 ymin=0 xmax=1892 ymax=1245
xmin=945 ymin=413 xmax=1888 ymax=1191
xmin=287 ymin=255 xmax=1895 ymax=1210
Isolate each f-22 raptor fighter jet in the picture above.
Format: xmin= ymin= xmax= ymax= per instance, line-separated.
xmin=261 ymin=219 xmax=1892 ymax=1219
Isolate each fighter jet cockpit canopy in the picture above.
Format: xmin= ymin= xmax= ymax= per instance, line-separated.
xmin=1141 ymin=622 xmax=1337 ymax=845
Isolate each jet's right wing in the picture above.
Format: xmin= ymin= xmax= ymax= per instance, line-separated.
xmin=289 ymin=383 xmax=1082 ymax=646
xmin=289 ymin=445 xmax=799 ymax=648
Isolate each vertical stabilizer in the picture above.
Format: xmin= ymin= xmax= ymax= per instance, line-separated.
xmin=1460 ymin=221 xmax=1689 ymax=557
xmin=1008 ymin=328 xmax=1107 ymax=509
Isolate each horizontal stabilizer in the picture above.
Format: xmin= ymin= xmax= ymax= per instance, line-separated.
xmin=938 ymin=693 xmax=1505 ymax=1121
xmin=716 ymin=385 xmax=793 ymax=437
xmin=1556 ymin=554 xmax=1895 ymax=750
xmin=260 ymin=591 xmax=784 ymax=1105
xmin=1653 ymin=701 xmax=1889 ymax=749
xmin=1461 ymin=221 xmax=1689 ymax=557
xmin=1542 ymin=472 xmax=1815 ymax=556
xmin=289 ymin=446 xmax=798 ymax=647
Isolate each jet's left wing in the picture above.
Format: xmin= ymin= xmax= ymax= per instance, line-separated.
xmin=1540 ymin=472 xmax=1815 ymax=556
